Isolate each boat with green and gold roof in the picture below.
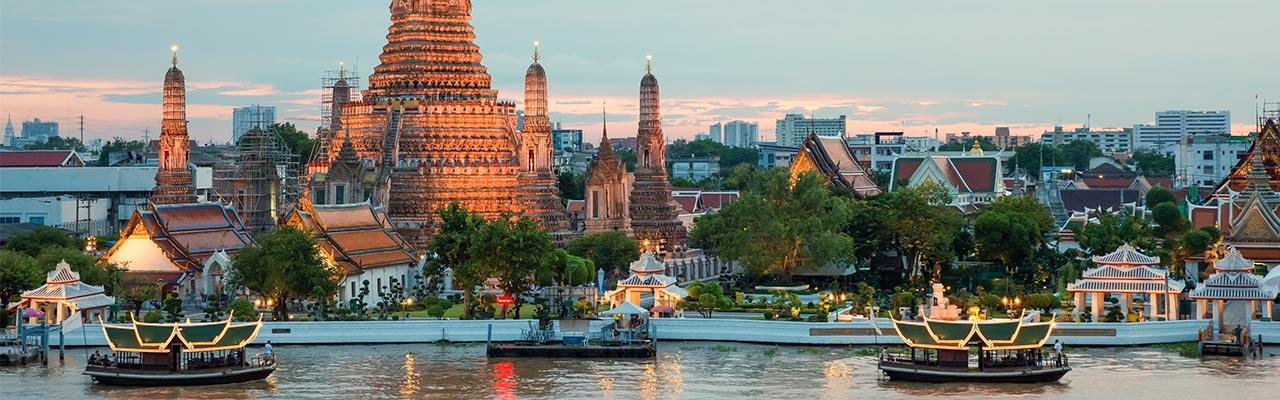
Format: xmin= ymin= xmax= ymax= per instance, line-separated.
xmin=85 ymin=313 xmax=273 ymax=386
xmin=879 ymin=318 xmax=1069 ymax=383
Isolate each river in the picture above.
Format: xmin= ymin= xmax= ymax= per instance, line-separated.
xmin=2 ymin=343 xmax=1277 ymax=399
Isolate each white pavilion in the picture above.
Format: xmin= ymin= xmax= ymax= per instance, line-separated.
xmin=604 ymin=252 xmax=688 ymax=313
xmin=1189 ymin=247 xmax=1276 ymax=325
xmin=6 ymin=260 xmax=115 ymax=324
xmin=1067 ymin=244 xmax=1183 ymax=322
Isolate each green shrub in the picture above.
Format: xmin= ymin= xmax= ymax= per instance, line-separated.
xmin=143 ymin=310 xmax=162 ymax=323
xmin=427 ymin=304 xmax=446 ymax=319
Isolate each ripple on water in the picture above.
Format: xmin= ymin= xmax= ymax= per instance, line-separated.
xmin=3 ymin=343 xmax=1279 ymax=399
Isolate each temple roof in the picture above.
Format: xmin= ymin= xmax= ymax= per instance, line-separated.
xmin=8 ymin=260 xmax=115 ymax=312
xmin=1189 ymin=246 xmax=1275 ymax=300
xmin=0 ymin=150 xmax=84 ymax=168
xmin=793 ymin=133 xmax=881 ymax=197
xmin=1091 ymin=243 xmax=1160 ymax=265
xmin=891 ymin=155 xmax=999 ymax=194
xmin=1215 ymin=246 xmax=1256 ymax=272
xmin=1215 ymin=119 xmax=1280 ymax=195
xmin=892 ymin=319 xmax=1055 ymax=351
xmin=104 ymin=202 xmax=253 ymax=279
xmin=630 ymin=252 xmax=666 ymax=274
xmin=102 ymin=315 xmax=262 ymax=354
xmin=285 ymin=200 xmax=417 ymax=275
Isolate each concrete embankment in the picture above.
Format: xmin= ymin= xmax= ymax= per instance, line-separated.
xmin=45 ymin=319 xmax=1280 ymax=347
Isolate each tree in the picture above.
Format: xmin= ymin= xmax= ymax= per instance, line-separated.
xmin=162 ymin=294 xmax=184 ymax=322
xmin=878 ymin=183 xmax=967 ymax=284
xmin=1132 ymin=151 xmax=1175 ymax=176
xmin=0 ymin=251 xmax=43 ymax=313
xmin=229 ymin=226 xmax=339 ymax=320
xmin=566 ymin=231 xmax=640 ymax=279
xmin=227 ymin=297 xmax=258 ymax=321
xmin=116 ymin=277 xmax=161 ymax=316
xmin=682 ymin=281 xmax=730 ymax=318
xmin=3 ymin=226 xmax=77 ymax=256
xmin=95 ymin=138 xmax=146 ymax=166
xmin=270 ymin=122 xmax=314 ymax=163
xmin=556 ymin=171 xmax=584 ymax=202
xmin=1075 ymin=214 xmax=1156 ymax=256
xmin=23 ymin=136 xmax=87 ymax=152
xmin=1010 ymin=143 xmax=1061 ymax=178
xmin=1145 ymin=187 xmax=1175 ymax=207
xmin=846 ymin=199 xmax=894 ymax=266
xmin=615 ymin=149 xmax=637 ymax=171
xmin=938 ymin=137 xmax=997 ymax=152
xmin=973 ymin=196 xmax=1054 ymax=282
xmin=427 ymin=304 xmax=446 ymax=319
xmin=1059 ymin=140 xmax=1104 ymax=171
xmin=474 ymin=213 xmax=557 ymax=319
xmin=423 ymin=202 xmax=491 ymax=320
xmin=690 ymin=170 xmax=854 ymax=280
xmin=1152 ymin=202 xmax=1188 ymax=237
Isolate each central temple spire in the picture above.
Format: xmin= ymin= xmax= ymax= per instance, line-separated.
xmin=368 ymin=0 xmax=493 ymax=101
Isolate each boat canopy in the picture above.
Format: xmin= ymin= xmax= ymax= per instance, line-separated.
xmin=100 ymin=313 xmax=263 ymax=353
xmin=891 ymin=319 xmax=1055 ymax=351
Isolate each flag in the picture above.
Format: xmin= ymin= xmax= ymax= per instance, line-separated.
xmin=869 ymin=312 xmax=883 ymax=336
xmin=61 ymin=313 xmax=84 ymax=334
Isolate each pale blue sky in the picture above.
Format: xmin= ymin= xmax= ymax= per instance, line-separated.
xmin=2 ymin=0 xmax=1276 ymax=144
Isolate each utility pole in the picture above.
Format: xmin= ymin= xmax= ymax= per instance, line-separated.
xmin=79 ymin=115 xmax=85 ymax=146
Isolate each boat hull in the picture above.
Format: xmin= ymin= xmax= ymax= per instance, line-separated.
xmin=879 ymin=363 xmax=1070 ymax=383
xmin=84 ymin=365 xmax=275 ymax=386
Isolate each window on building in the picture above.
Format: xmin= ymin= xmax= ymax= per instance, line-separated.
xmin=591 ymin=191 xmax=599 ymax=218
xmin=377 ymin=278 xmax=382 ymax=295
xmin=0 ymin=217 xmax=19 ymax=224
xmin=1202 ymin=151 xmax=1213 ymax=160
xmin=28 ymin=216 xmax=45 ymax=225
xmin=335 ymin=184 xmax=346 ymax=204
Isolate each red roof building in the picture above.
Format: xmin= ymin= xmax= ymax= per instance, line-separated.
xmin=790 ymin=133 xmax=880 ymax=198
xmin=890 ymin=150 xmax=1004 ymax=207
xmin=284 ymin=200 xmax=418 ymax=304
xmin=0 ymin=150 xmax=84 ymax=168
xmin=103 ymin=202 xmax=252 ymax=298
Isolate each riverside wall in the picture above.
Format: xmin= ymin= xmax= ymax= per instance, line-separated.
xmin=46 ymin=318 xmax=1280 ymax=348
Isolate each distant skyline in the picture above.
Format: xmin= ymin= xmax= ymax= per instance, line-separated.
xmin=2 ymin=0 xmax=1277 ymax=145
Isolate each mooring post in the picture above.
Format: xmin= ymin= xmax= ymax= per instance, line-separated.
xmin=59 ymin=329 xmax=64 ymax=360
xmin=486 ymin=324 xmax=492 ymax=347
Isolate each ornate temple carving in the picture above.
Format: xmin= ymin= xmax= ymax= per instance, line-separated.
xmin=152 ymin=46 xmax=197 ymax=205
xmin=310 ymin=131 xmax=379 ymax=206
xmin=1188 ymin=120 xmax=1280 ymax=267
xmin=584 ymin=110 xmax=632 ymax=234
xmin=791 ymin=132 xmax=881 ymax=197
xmin=515 ymin=44 xmax=571 ymax=238
xmin=1216 ymin=119 xmax=1280 ymax=194
xmin=339 ymin=0 xmax=529 ymax=247
xmin=627 ymin=58 xmax=688 ymax=255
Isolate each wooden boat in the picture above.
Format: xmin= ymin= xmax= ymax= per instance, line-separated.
xmin=878 ymin=318 xmax=1070 ymax=383
xmin=85 ymin=313 xmax=274 ymax=386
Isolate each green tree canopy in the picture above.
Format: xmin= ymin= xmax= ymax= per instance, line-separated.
xmin=1151 ymin=202 xmax=1188 ymax=237
xmin=690 ymin=169 xmax=854 ymax=280
xmin=565 ymin=231 xmax=640 ymax=279
xmin=0 ymin=250 xmax=43 ymax=309
xmin=229 ymin=226 xmax=338 ymax=320
xmin=1145 ymin=187 xmax=1175 ymax=207
xmin=973 ymin=196 xmax=1055 ymax=275
xmin=878 ymin=183 xmax=967 ymax=283
xmin=1132 ymin=151 xmax=1175 ymax=176
xmin=473 ymin=213 xmax=557 ymax=319
xmin=95 ymin=138 xmax=147 ymax=166
xmin=423 ymin=202 xmax=490 ymax=319
xmin=23 ymin=136 xmax=86 ymax=152
xmin=1059 ymin=140 xmax=1104 ymax=171
xmin=3 ymin=226 xmax=77 ymax=256
xmin=556 ymin=171 xmax=584 ymax=202
xmin=1074 ymin=214 xmax=1156 ymax=256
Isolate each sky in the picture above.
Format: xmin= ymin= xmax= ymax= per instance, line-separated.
xmin=2 ymin=0 xmax=1277 ymax=146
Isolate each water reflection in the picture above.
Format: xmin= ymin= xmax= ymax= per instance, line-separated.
xmin=2 ymin=343 xmax=1277 ymax=399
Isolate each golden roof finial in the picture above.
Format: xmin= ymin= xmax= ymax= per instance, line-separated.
xmin=645 ymin=54 xmax=653 ymax=73
xmin=338 ymin=61 xmax=346 ymax=79
xmin=970 ymin=139 xmax=983 ymax=155
xmin=532 ymin=40 xmax=540 ymax=63
xmin=170 ymin=44 xmax=179 ymax=67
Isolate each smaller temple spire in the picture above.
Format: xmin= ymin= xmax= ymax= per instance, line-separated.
xmin=598 ymin=103 xmax=615 ymax=157
xmin=170 ymin=44 xmax=179 ymax=67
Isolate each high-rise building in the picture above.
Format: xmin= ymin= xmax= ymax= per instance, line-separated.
xmin=1041 ymin=126 xmax=1134 ymax=154
xmin=1133 ymin=110 xmax=1230 ymax=149
xmin=152 ymin=46 xmax=197 ymax=205
xmin=775 ymin=114 xmax=845 ymax=147
xmin=722 ymin=120 xmax=759 ymax=147
xmin=20 ymin=118 xmax=58 ymax=144
xmin=551 ymin=122 xmax=583 ymax=153
xmin=3 ymin=115 xmax=14 ymax=147
xmin=232 ymin=105 xmax=276 ymax=144
xmin=707 ymin=122 xmax=723 ymax=143
xmin=1173 ymin=134 xmax=1251 ymax=188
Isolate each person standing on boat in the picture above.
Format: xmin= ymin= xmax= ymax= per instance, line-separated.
xmin=264 ymin=340 xmax=274 ymax=362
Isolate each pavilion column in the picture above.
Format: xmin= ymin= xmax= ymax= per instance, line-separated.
xmin=1091 ymin=293 xmax=1104 ymax=323
xmin=1072 ymin=292 xmax=1084 ymax=320
xmin=1266 ymin=302 xmax=1274 ymax=320
xmin=1195 ymin=299 xmax=1207 ymax=320
xmin=1119 ymin=293 xmax=1132 ymax=318
xmin=1167 ymin=294 xmax=1178 ymax=321
xmin=1216 ymin=300 xmax=1226 ymax=326
xmin=1148 ymin=293 xmax=1159 ymax=320
xmin=1249 ymin=301 xmax=1257 ymax=320
xmin=56 ymin=303 xmax=64 ymax=324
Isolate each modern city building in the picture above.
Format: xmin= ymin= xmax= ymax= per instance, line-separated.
xmin=846 ymin=132 xmax=906 ymax=171
xmin=722 ymin=120 xmax=759 ymax=147
xmin=756 ymin=142 xmax=798 ymax=169
xmin=551 ymin=122 xmax=584 ymax=153
xmin=231 ymin=105 xmax=276 ymax=144
xmin=903 ymin=136 xmax=943 ymax=152
xmin=707 ymin=122 xmax=723 ymax=143
xmin=1040 ymin=126 xmax=1135 ymax=154
xmin=1133 ymin=110 xmax=1230 ymax=149
xmin=1172 ymin=133 xmax=1250 ymax=188
xmin=775 ymin=114 xmax=845 ymax=147
xmin=669 ymin=156 xmax=720 ymax=182
xmin=994 ymin=127 xmax=1033 ymax=149
xmin=20 ymin=118 xmax=58 ymax=141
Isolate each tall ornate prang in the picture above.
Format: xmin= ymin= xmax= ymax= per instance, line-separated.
xmin=152 ymin=45 xmax=197 ymax=205
xmin=627 ymin=56 xmax=687 ymax=255
xmin=515 ymin=41 xmax=571 ymax=238
xmin=340 ymin=0 xmax=522 ymax=247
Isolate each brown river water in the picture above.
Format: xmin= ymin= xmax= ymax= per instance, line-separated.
xmin=2 ymin=343 xmax=1277 ymax=399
